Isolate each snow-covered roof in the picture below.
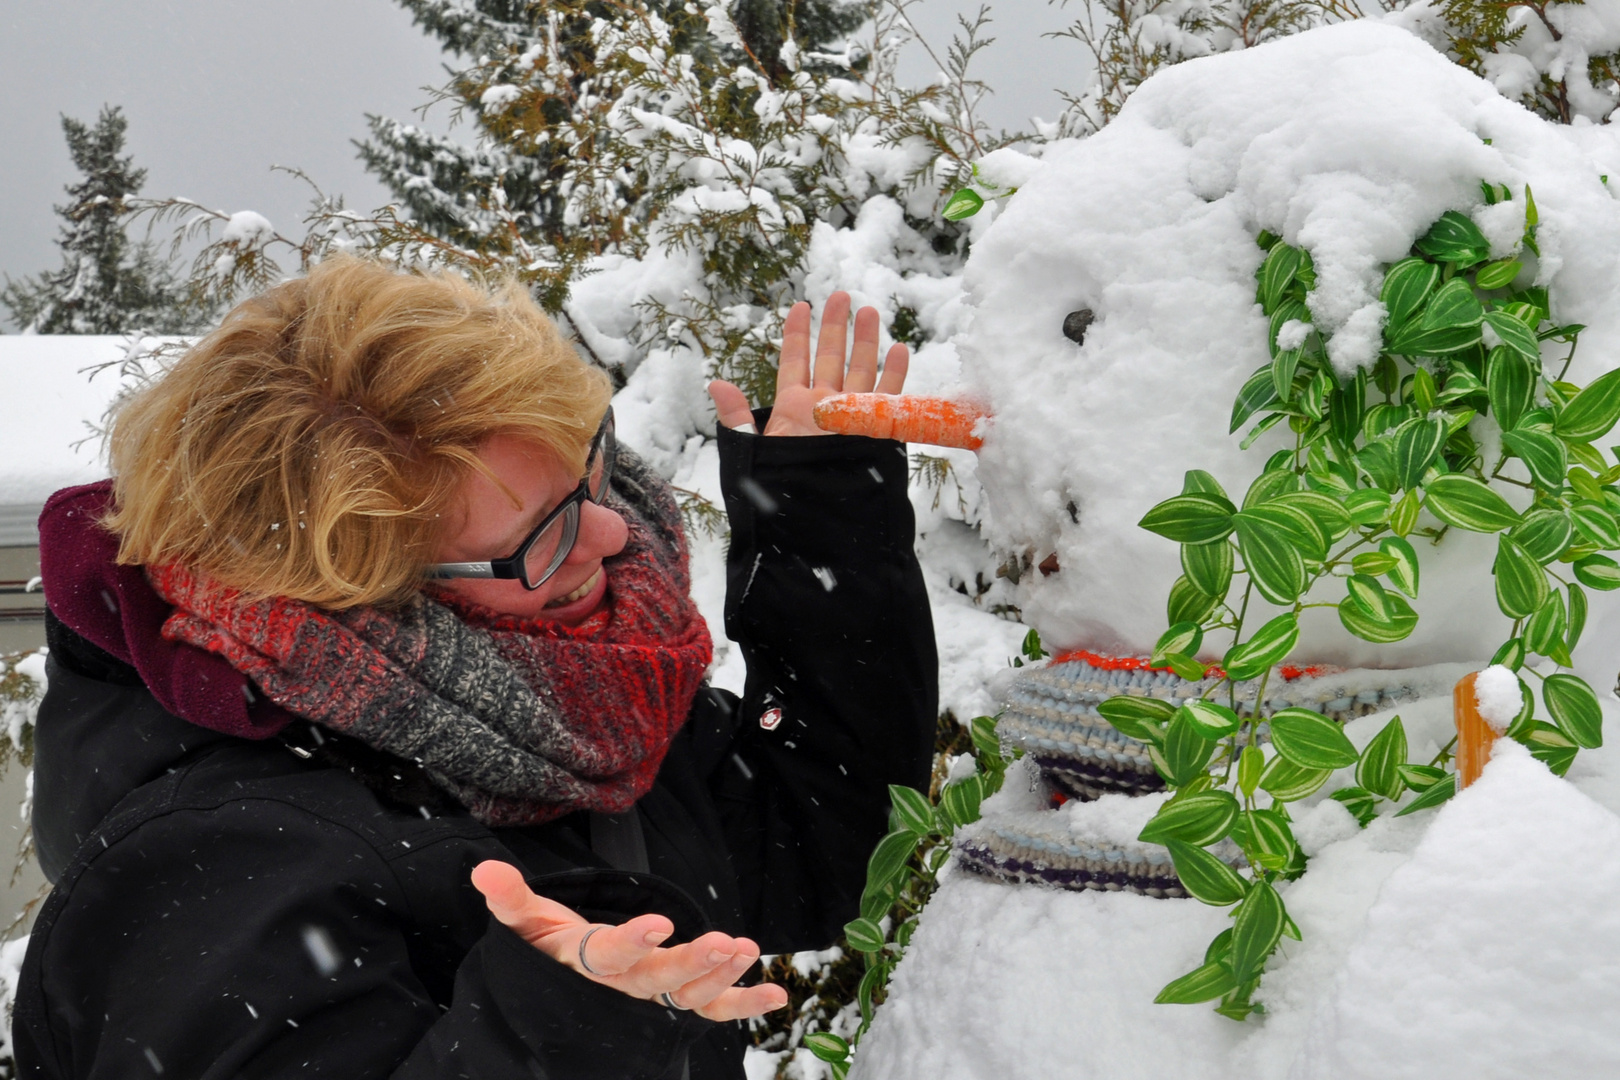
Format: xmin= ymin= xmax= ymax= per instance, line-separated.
xmin=0 ymin=336 xmax=149 ymax=546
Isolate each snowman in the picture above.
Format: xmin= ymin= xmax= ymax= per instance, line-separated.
xmin=825 ymin=21 xmax=1620 ymax=1079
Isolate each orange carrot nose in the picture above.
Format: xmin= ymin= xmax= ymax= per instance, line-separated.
xmin=1454 ymin=672 xmax=1495 ymax=789
xmin=812 ymin=393 xmax=990 ymax=450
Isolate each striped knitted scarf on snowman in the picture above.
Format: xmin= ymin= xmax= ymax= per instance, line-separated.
xmin=146 ymin=450 xmax=713 ymax=827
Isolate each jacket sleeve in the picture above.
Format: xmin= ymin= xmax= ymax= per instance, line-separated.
xmin=710 ymin=416 xmax=938 ymax=952
xmin=13 ymin=793 xmax=710 ymax=1080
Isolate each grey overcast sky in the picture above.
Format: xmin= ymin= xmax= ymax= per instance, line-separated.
xmin=0 ymin=0 xmax=1086 ymax=320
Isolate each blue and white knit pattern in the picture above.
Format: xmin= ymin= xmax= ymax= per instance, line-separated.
xmin=997 ymin=656 xmax=1420 ymax=801
xmin=958 ymin=655 xmax=1431 ymax=897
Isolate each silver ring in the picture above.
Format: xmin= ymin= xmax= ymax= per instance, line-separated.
xmin=578 ymin=925 xmax=607 ymax=976
xmin=658 ymin=990 xmax=691 ymax=1011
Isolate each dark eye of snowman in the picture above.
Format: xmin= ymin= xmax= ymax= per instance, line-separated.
xmin=1062 ymin=309 xmax=1094 ymax=344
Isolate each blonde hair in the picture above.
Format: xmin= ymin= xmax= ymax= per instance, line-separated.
xmin=105 ymin=256 xmax=611 ymax=609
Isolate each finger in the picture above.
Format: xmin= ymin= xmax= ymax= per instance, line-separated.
xmin=813 ymin=291 xmax=852 ymax=390
xmin=777 ymin=302 xmax=812 ymax=400
xmin=694 ymin=982 xmax=791 ymax=1023
xmin=875 ymin=342 xmax=910 ymax=396
xmin=665 ymin=940 xmax=761 ymax=1011
xmin=707 ymin=380 xmax=757 ymax=432
xmin=845 ymin=306 xmax=881 ymax=393
xmin=574 ymin=914 xmax=675 ymax=977
xmin=625 ymin=931 xmax=740 ymax=996
xmin=470 ymin=861 xmax=586 ymax=948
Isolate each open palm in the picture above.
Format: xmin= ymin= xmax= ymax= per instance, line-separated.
xmin=709 ymin=291 xmax=910 ymax=436
xmin=471 ymin=860 xmax=786 ymax=1021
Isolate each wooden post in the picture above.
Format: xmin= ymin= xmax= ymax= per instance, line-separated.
xmin=1454 ymin=671 xmax=1495 ymax=790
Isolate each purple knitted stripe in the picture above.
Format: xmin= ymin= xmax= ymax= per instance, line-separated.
xmin=955 ymin=841 xmax=1185 ymax=899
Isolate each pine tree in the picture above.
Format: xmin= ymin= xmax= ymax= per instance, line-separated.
xmin=354 ymin=0 xmax=873 ymax=296
xmin=143 ymin=0 xmax=1003 ymax=407
xmin=1 ymin=106 xmax=193 ymax=334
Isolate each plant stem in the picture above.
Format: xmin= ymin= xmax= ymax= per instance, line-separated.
xmin=1226 ymin=580 xmax=1255 ymax=712
xmin=1558 ymin=334 xmax=1581 ymax=381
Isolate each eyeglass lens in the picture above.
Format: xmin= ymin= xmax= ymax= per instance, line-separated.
xmin=523 ymin=506 xmax=580 ymax=587
xmin=521 ymin=415 xmax=615 ymax=588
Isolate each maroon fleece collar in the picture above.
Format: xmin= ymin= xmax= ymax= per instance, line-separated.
xmin=38 ymin=481 xmax=292 ymax=739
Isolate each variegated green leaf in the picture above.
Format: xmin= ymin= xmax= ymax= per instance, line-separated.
xmin=1356 ymin=716 xmax=1408 ymax=800
xmin=1141 ymin=492 xmax=1238 ymax=544
xmin=1182 ymin=539 xmax=1235 ymax=599
xmin=1233 ymin=510 xmax=1308 ymax=604
xmin=1223 ymin=613 xmax=1300 ymax=681
xmin=1487 ymin=346 xmax=1535 ymax=433
xmin=1258 ymin=754 xmax=1333 ymax=801
xmin=1179 ymin=699 xmax=1243 ymax=740
xmin=1484 ymin=309 xmax=1541 ymax=363
xmin=1554 ymin=368 xmax=1620 ymax=441
xmin=1229 ymin=881 xmax=1287 ymax=984
xmin=1501 ymin=429 xmax=1568 ymax=490
xmin=1424 ymin=474 xmax=1521 ymax=532
xmin=1543 ymin=673 xmax=1603 ymax=749
xmin=1155 ymin=959 xmax=1238 ymax=1005
xmin=1166 ymin=840 xmax=1248 ymax=906
xmin=1269 ymin=708 xmax=1359 ymax=770
xmin=1380 ymin=257 xmax=1440 ymax=329
xmin=1379 ymin=536 xmax=1420 ymax=597
xmin=1494 ymin=534 xmax=1549 ymax=619
xmin=1139 ymin=790 xmax=1240 ymax=847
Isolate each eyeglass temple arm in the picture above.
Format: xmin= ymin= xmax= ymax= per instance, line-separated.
xmin=425 ymin=562 xmax=501 ymax=579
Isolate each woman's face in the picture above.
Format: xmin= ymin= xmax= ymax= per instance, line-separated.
xmin=434 ymin=434 xmax=629 ymax=624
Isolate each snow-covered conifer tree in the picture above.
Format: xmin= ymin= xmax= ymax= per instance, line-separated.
xmin=0 ymin=106 xmax=194 ymax=334
xmin=1048 ymin=0 xmax=1620 ymax=136
xmin=1434 ymin=0 xmax=1620 ymax=123
xmin=356 ymin=1 xmax=864 ymax=302
xmin=338 ymin=0 xmax=993 ymax=402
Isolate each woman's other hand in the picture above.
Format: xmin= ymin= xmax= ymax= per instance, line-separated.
xmin=708 ymin=291 xmax=910 ymax=436
xmin=470 ymin=861 xmax=787 ymax=1021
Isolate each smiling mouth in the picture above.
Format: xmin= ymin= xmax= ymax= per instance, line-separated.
xmin=545 ymin=568 xmax=602 ymax=608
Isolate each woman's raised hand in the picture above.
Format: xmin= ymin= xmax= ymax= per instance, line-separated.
xmin=709 ymin=291 xmax=910 ymax=436
xmin=470 ymin=861 xmax=787 ymax=1021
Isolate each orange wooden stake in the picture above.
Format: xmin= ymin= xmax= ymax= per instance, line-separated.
xmin=1454 ymin=671 xmax=1496 ymax=790
xmin=812 ymin=393 xmax=989 ymax=450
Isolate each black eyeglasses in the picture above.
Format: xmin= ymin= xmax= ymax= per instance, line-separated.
xmin=427 ymin=408 xmax=616 ymax=590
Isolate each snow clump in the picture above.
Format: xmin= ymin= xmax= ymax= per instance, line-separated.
xmin=220 ymin=210 xmax=274 ymax=248
xmin=1472 ymin=664 xmax=1522 ymax=732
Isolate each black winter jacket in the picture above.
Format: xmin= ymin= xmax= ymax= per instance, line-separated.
xmin=13 ymin=426 xmax=937 ymax=1080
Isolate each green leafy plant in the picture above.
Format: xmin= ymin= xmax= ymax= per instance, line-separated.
xmin=803 ymin=713 xmax=1016 ymax=1076
xmin=1116 ymin=189 xmax=1612 ymax=1019
xmin=942 ymin=159 xmax=1022 ymax=221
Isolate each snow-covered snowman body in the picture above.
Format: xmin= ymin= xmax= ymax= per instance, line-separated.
xmin=854 ymin=22 xmax=1620 ymax=1079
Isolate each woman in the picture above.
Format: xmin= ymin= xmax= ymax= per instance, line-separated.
xmin=15 ymin=258 xmax=936 ymax=1078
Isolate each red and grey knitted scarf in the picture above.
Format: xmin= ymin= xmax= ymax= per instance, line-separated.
xmin=147 ymin=450 xmax=713 ymax=826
